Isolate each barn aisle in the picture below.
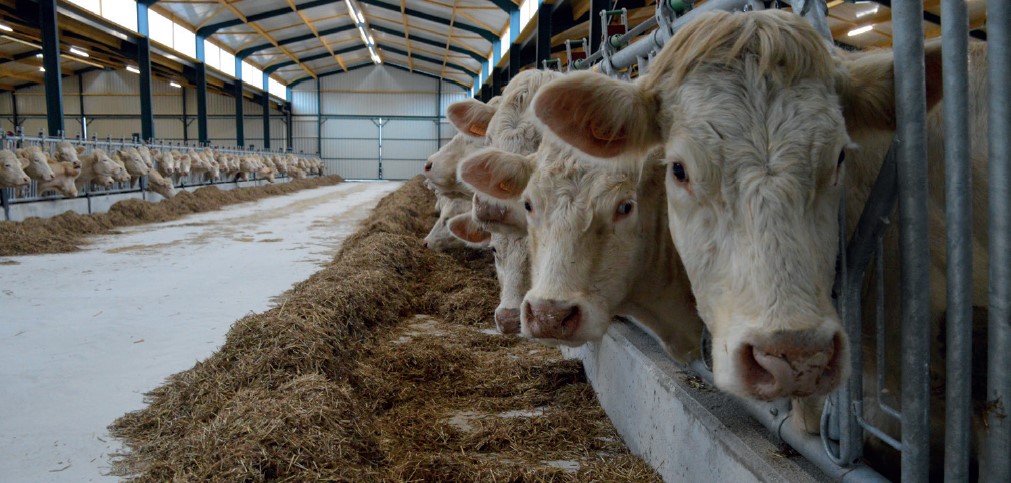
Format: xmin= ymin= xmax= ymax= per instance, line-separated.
xmin=0 ymin=180 xmax=401 ymax=482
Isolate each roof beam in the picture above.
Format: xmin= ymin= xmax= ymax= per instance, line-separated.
xmin=378 ymin=44 xmax=476 ymax=75
xmin=385 ymin=62 xmax=468 ymax=89
xmin=285 ymin=0 xmax=348 ymax=72
xmin=236 ymin=24 xmax=356 ymax=58
xmin=370 ymin=25 xmax=484 ymax=63
xmin=357 ymin=0 xmax=498 ymax=42
xmin=485 ymin=0 xmax=518 ymax=12
xmin=196 ymin=0 xmax=332 ymax=37
xmin=263 ymin=45 xmax=366 ymax=74
xmin=215 ymin=0 xmax=317 ymax=79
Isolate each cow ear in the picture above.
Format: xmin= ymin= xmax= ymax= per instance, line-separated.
xmin=448 ymin=213 xmax=491 ymax=247
xmin=448 ymin=99 xmax=496 ymax=139
xmin=458 ymin=148 xmax=533 ymax=200
xmin=837 ymin=38 xmax=943 ymax=133
xmin=533 ymin=71 xmax=661 ymax=159
xmin=76 ymin=146 xmax=85 ymax=154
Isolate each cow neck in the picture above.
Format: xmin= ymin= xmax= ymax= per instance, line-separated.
xmin=618 ymin=165 xmax=703 ymax=362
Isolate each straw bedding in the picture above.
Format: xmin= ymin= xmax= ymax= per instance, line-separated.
xmin=108 ymin=176 xmax=659 ymax=481
xmin=0 ymin=176 xmax=343 ymax=256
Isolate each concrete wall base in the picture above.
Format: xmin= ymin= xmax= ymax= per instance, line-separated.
xmin=4 ymin=179 xmax=285 ymax=222
xmin=561 ymin=322 xmax=826 ymax=482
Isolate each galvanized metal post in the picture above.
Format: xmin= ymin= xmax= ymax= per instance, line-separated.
xmin=195 ymin=37 xmax=209 ymax=145
xmin=234 ymin=57 xmax=245 ymax=147
xmin=892 ymin=2 xmax=932 ymax=481
xmin=940 ymin=0 xmax=973 ymax=480
xmin=262 ymin=72 xmax=270 ymax=149
xmin=536 ymin=2 xmax=552 ymax=65
xmin=985 ymin=0 xmax=1011 ymax=480
xmin=39 ymin=0 xmax=63 ymax=137
xmin=137 ymin=2 xmax=155 ymax=142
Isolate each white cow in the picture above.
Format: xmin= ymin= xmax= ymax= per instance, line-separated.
xmin=0 ymin=149 xmax=31 ymax=188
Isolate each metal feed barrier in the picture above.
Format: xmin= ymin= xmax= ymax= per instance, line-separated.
xmin=0 ymin=131 xmax=319 ymax=221
xmin=567 ymin=1 xmax=1008 ymax=481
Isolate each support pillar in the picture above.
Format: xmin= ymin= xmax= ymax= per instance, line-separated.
xmin=537 ymin=2 xmax=552 ymax=66
xmin=195 ymin=36 xmax=208 ymax=145
xmin=589 ymin=0 xmax=609 ymax=55
xmin=262 ymin=72 xmax=270 ymax=149
xmin=234 ymin=57 xmax=244 ymax=147
xmin=316 ymin=77 xmax=322 ymax=157
xmin=39 ymin=0 xmax=63 ymax=137
xmin=137 ymin=1 xmax=154 ymax=141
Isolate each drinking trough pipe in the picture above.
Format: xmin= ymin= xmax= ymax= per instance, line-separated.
xmin=689 ymin=361 xmax=887 ymax=482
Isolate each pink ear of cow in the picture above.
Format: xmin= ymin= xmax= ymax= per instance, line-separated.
xmin=447 ymin=99 xmax=495 ymax=138
xmin=533 ymin=71 xmax=661 ymax=159
xmin=458 ymin=148 xmax=532 ymax=200
xmin=448 ymin=213 xmax=491 ymax=247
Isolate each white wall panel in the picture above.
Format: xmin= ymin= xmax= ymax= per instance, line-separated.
xmin=153 ymin=94 xmax=184 ymax=116
xmin=0 ymin=93 xmax=12 ymax=118
xmin=207 ymin=92 xmax=233 ymax=115
xmin=291 ymin=89 xmax=317 ymax=115
xmin=382 ymin=160 xmax=426 ymax=180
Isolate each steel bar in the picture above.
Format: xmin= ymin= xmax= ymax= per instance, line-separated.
xmin=600 ymin=0 xmax=759 ymax=74
xmin=235 ymin=57 xmax=245 ymax=147
xmin=985 ymin=0 xmax=1011 ymax=480
xmin=536 ymin=2 xmax=552 ymax=64
xmin=690 ymin=361 xmax=888 ymax=482
xmin=262 ymin=72 xmax=270 ymax=150
xmin=940 ymin=0 xmax=973 ymax=480
xmin=136 ymin=2 xmax=154 ymax=142
xmin=892 ymin=2 xmax=932 ymax=481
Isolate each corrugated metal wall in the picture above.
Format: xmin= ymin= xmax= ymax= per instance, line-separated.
xmin=290 ymin=64 xmax=468 ymax=179
xmin=0 ymin=69 xmax=287 ymax=148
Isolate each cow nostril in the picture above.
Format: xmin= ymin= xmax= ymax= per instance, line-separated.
xmin=562 ymin=306 xmax=581 ymax=331
xmin=424 ymin=162 xmax=433 ymax=172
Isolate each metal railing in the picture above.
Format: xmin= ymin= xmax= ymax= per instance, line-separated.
xmin=570 ymin=1 xmax=1008 ymax=481
xmin=1 ymin=130 xmax=321 ymax=221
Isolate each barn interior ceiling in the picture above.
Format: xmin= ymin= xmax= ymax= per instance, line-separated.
xmin=0 ymin=0 xmax=992 ymax=96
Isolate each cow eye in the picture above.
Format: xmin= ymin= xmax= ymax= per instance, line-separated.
xmin=671 ymin=162 xmax=688 ymax=182
xmin=617 ymin=201 xmax=635 ymax=216
xmin=491 ymin=246 xmax=497 ymax=254
xmin=523 ymin=199 xmax=532 ymax=213
xmin=837 ymin=151 xmax=846 ymax=166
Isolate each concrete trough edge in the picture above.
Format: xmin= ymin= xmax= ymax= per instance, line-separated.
xmin=561 ymin=321 xmax=827 ymax=482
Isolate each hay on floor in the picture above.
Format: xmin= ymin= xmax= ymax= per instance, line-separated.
xmin=108 ymin=176 xmax=659 ymax=482
xmin=0 ymin=176 xmax=343 ymax=256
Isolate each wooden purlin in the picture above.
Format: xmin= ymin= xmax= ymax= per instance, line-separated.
xmin=285 ymin=0 xmax=348 ymax=72
xmin=215 ymin=0 xmax=317 ymax=80
xmin=400 ymin=0 xmax=413 ymax=71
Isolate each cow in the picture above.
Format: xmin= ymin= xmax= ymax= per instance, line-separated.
xmin=74 ymin=148 xmax=119 ymax=190
xmin=16 ymin=146 xmax=55 ymax=183
xmin=0 ymin=149 xmax=31 ymax=188
xmin=114 ymin=147 xmax=152 ymax=186
xmin=37 ymin=160 xmax=81 ymax=198
xmin=423 ymin=195 xmax=475 ymax=251
xmin=445 ymin=70 xmax=561 ymax=335
xmin=459 ymin=141 xmax=703 ymax=359
xmin=145 ymin=169 xmax=176 ymax=199
xmin=531 ymin=9 xmax=990 ymax=477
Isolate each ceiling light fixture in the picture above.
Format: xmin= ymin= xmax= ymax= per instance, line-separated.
xmin=39 ymin=66 xmax=45 ymax=72
xmin=345 ymin=0 xmax=381 ymax=65
xmin=856 ymin=5 xmax=879 ymax=18
xmin=169 ymin=81 xmax=182 ymax=88
xmin=0 ymin=23 xmax=12 ymax=32
xmin=847 ymin=25 xmax=874 ymax=37
xmin=36 ymin=53 xmax=43 ymax=58
xmin=126 ymin=65 xmax=140 ymax=74
xmin=69 ymin=47 xmax=89 ymax=58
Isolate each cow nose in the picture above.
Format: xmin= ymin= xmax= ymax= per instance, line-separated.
xmin=738 ymin=330 xmax=845 ymax=400
xmin=423 ymin=161 xmax=433 ymax=172
xmin=523 ymin=299 xmax=581 ymax=340
xmin=494 ymin=307 xmax=520 ymax=335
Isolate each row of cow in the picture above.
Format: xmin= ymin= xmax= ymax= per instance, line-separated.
xmin=422 ymin=10 xmax=991 ymax=477
xmin=0 ymin=141 xmax=324 ymax=200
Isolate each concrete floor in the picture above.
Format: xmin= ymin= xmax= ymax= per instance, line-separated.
xmin=0 ymin=180 xmax=402 ymax=482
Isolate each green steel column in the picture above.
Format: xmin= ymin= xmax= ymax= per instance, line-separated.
xmin=536 ymin=2 xmax=552 ymax=65
xmin=39 ymin=0 xmax=63 ymax=137
xmin=261 ymin=72 xmax=270 ymax=149
xmin=234 ymin=57 xmax=245 ymax=147
xmin=195 ymin=36 xmax=209 ymax=145
xmin=137 ymin=1 xmax=155 ymax=141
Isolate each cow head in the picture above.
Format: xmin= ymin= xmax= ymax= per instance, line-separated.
xmin=423 ymin=133 xmax=485 ymax=195
xmin=17 ymin=146 xmax=55 ymax=182
xmin=117 ymin=148 xmax=151 ymax=177
xmin=0 ymin=149 xmax=31 ymax=187
xmin=530 ymin=10 xmax=945 ymax=400
xmin=424 ymin=195 xmax=475 ymax=251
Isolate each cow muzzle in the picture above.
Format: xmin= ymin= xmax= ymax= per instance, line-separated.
xmin=734 ymin=328 xmax=847 ymax=400
xmin=522 ymin=298 xmax=581 ymax=340
xmin=494 ymin=307 xmax=521 ymax=335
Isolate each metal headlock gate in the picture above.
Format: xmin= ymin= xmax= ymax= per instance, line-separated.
xmin=567 ymin=1 xmax=1008 ymax=481
xmin=0 ymin=130 xmax=314 ymax=221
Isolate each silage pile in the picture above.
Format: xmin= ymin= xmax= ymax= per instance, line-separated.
xmin=108 ymin=176 xmax=659 ymax=481
xmin=0 ymin=176 xmax=343 ymax=256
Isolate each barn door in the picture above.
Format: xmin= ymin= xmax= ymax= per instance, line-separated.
xmin=381 ymin=119 xmax=438 ymax=180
